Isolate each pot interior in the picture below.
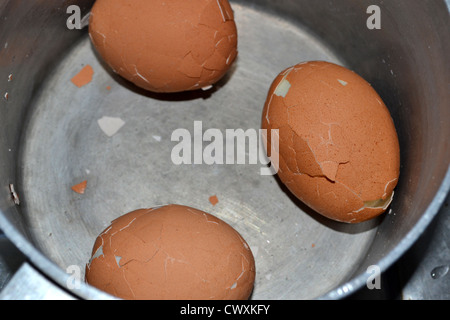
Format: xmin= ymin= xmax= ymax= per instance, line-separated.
xmin=0 ymin=0 xmax=448 ymax=299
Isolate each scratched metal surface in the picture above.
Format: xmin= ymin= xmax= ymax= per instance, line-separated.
xmin=17 ymin=4 xmax=379 ymax=299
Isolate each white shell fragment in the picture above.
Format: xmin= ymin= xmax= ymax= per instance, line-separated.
xmin=274 ymin=79 xmax=291 ymax=97
xmin=9 ymin=184 xmax=20 ymax=205
xmin=152 ymin=135 xmax=162 ymax=142
xmin=97 ymin=116 xmax=125 ymax=137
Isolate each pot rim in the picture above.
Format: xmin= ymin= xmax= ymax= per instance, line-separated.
xmin=320 ymin=166 xmax=450 ymax=299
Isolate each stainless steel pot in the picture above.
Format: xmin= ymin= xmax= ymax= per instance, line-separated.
xmin=0 ymin=0 xmax=448 ymax=300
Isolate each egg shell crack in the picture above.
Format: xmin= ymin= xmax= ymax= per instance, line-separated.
xmin=85 ymin=205 xmax=255 ymax=299
xmin=89 ymin=0 xmax=238 ymax=92
xmin=262 ymin=61 xmax=400 ymax=223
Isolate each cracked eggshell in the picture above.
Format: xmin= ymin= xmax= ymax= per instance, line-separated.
xmin=262 ymin=61 xmax=400 ymax=223
xmin=89 ymin=0 xmax=237 ymax=93
xmin=85 ymin=204 xmax=255 ymax=300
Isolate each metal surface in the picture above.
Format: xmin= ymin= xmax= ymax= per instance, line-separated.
xmin=0 ymin=0 xmax=449 ymax=300
xmin=398 ymin=194 xmax=450 ymax=300
xmin=347 ymin=192 xmax=450 ymax=299
xmin=0 ymin=262 xmax=75 ymax=300
xmin=0 ymin=232 xmax=25 ymax=290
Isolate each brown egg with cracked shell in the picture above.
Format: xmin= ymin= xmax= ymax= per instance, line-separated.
xmin=262 ymin=61 xmax=400 ymax=223
xmin=88 ymin=0 xmax=238 ymax=93
xmin=85 ymin=204 xmax=255 ymax=300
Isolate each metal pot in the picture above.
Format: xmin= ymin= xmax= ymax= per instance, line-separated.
xmin=0 ymin=0 xmax=448 ymax=299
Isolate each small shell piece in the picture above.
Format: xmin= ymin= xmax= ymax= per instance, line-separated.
xmin=209 ymin=195 xmax=219 ymax=206
xmin=71 ymin=180 xmax=87 ymax=194
xmin=71 ymin=65 xmax=94 ymax=88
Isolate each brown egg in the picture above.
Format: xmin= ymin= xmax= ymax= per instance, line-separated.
xmin=85 ymin=204 xmax=255 ymax=299
xmin=89 ymin=0 xmax=238 ymax=93
xmin=262 ymin=61 xmax=400 ymax=223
